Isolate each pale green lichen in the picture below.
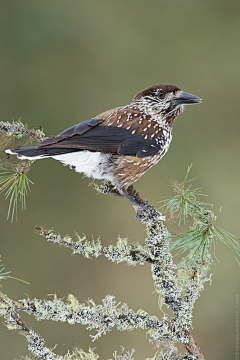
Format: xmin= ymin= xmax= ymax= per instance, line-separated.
xmin=0 ymin=120 xmax=45 ymax=141
xmin=2 ymin=167 xmax=230 ymax=359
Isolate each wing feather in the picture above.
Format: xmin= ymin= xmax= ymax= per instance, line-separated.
xmin=35 ymin=112 xmax=162 ymax=158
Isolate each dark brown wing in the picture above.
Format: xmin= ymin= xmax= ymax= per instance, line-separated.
xmin=35 ymin=108 xmax=163 ymax=158
xmin=37 ymin=117 xmax=104 ymax=146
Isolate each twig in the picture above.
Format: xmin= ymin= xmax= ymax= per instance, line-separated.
xmin=185 ymin=330 xmax=206 ymax=360
xmin=35 ymin=204 xmax=208 ymax=359
xmin=0 ymin=120 xmax=46 ymax=141
xmin=0 ymin=295 xmax=60 ymax=360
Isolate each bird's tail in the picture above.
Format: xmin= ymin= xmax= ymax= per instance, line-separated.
xmin=5 ymin=146 xmax=51 ymax=160
xmin=5 ymin=146 xmax=75 ymax=160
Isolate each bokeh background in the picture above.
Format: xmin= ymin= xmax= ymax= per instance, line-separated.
xmin=0 ymin=1 xmax=239 ymax=359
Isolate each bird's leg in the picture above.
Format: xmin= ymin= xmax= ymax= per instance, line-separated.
xmin=95 ymin=182 xmax=143 ymax=204
xmin=96 ymin=181 xmax=154 ymax=214
xmin=120 ymin=186 xmax=155 ymax=216
xmin=121 ymin=191 xmax=142 ymax=208
xmin=118 ymin=185 xmax=143 ymax=207
xmin=126 ymin=185 xmax=144 ymax=205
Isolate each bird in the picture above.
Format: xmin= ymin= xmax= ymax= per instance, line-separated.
xmin=6 ymin=83 xmax=201 ymax=208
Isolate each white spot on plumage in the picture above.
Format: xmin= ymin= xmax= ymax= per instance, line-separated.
xmin=132 ymin=130 xmax=136 ymax=134
xmin=126 ymin=126 xmax=131 ymax=130
xmin=144 ymin=135 xmax=148 ymax=139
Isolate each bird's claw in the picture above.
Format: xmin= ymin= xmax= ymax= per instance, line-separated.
xmin=135 ymin=200 xmax=155 ymax=219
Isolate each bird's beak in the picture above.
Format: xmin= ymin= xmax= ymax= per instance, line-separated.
xmin=173 ymin=91 xmax=202 ymax=105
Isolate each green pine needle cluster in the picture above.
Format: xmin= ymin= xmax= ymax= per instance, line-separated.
xmin=161 ymin=165 xmax=240 ymax=269
xmin=0 ymin=120 xmax=45 ymax=221
xmin=0 ymin=164 xmax=33 ymax=221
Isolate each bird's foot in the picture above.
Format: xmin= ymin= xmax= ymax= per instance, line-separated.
xmin=135 ymin=200 xmax=155 ymax=219
xmin=95 ymin=182 xmax=156 ymax=219
xmin=119 ymin=186 xmax=156 ymax=219
xmin=94 ymin=181 xmax=122 ymax=196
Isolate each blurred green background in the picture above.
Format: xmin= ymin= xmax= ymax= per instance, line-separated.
xmin=0 ymin=1 xmax=239 ymax=359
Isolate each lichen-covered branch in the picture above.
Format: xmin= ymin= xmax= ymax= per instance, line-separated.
xmin=136 ymin=206 xmax=211 ymax=345
xmin=0 ymin=120 xmax=46 ymax=141
xmin=0 ymin=291 xmax=205 ymax=360
xmin=17 ymin=294 xmax=175 ymax=344
xmin=184 ymin=330 xmax=205 ymax=360
xmin=37 ymin=207 xmax=210 ymax=341
xmin=0 ymin=294 xmax=104 ymax=360
xmin=35 ymin=225 xmax=154 ymax=265
xmin=0 ymin=294 xmax=60 ymax=360
xmin=35 ymin=204 xmax=209 ymax=359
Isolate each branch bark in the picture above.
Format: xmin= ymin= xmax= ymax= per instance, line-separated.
xmin=185 ymin=330 xmax=206 ymax=360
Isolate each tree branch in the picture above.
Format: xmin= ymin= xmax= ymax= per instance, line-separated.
xmin=0 ymin=122 xmax=212 ymax=359
xmin=35 ymin=204 xmax=209 ymax=359
xmin=0 ymin=294 xmax=60 ymax=360
xmin=185 ymin=330 xmax=206 ymax=360
xmin=0 ymin=120 xmax=46 ymax=141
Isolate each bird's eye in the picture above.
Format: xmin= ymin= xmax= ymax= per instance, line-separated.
xmin=158 ymin=90 xmax=165 ymax=99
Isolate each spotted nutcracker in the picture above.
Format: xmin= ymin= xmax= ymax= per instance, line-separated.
xmin=6 ymin=83 xmax=201 ymax=207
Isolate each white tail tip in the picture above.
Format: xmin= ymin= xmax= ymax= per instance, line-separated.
xmin=5 ymin=149 xmax=16 ymax=155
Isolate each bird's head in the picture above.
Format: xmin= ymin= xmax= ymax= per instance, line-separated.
xmin=132 ymin=83 xmax=201 ymax=124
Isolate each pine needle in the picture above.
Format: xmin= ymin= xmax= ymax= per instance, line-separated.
xmin=0 ymin=166 xmax=33 ymax=221
xmin=161 ymin=165 xmax=240 ymax=269
xmin=0 ymin=257 xmax=30 ymax=285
